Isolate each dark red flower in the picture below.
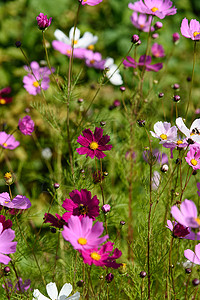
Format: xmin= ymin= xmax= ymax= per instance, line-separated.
xmin=43 ymin=213 xmax=67 ymax=228
xmin=0 ymin=87 xmax=12 ymax=105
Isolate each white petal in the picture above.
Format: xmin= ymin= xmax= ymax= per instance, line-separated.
xmin=176 ymin=117 xmax=190 ymax=137
xmin=69 ymin=27 xmax=80 ymax=42
xmin=33 ymin=289 xmax=50 ymax=300
xmin=46 ymin=283 xmax=58 ymax=300
xmin=66 ymin=292 xmax=80 ymax=300
xmin=78 ymin=32 xmax=98 ymax=48
xmin=58 ymin=283 xmax=72 ymax=298
xmin=104 ymin=57 xmax=114 ymax=68
xmin=190 ymin=119 xmax=200 ymax=131
xmin=54 ymin=29 xmax=70 ymax=44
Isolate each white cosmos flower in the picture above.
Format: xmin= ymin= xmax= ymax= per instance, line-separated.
xmin=104 ymin=58 xmax=123 ymax=86
xmin=54 ymin=27 xmax=98 ymax=49
xmin=176 ymin=117 xmax=200 ymax=143
xmin=33 ymin=282 xmax=80 ymax=300
xmin=150 ymin=121 xmax=177 ymax=144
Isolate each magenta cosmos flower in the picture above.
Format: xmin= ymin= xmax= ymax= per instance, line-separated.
xmin=36 ymin=13 xmax=52 ymax=30
xmin=185 ymin=147 xmax=200 ymax=170
xmin=18 ymin=115 xmax=35 ymax=136
xmin=166 ymin=220 xmax=200 ymax=240
xmin=84 ymin=50 xmax=106 ymax=69
xmin=0 ymin=192 xmax=31 ymax=210
xmin=130 ymin=12 xmax=154 ymax=32
xmin=0 ymin=132 xmax=19 ymax=150
xmin=181 ymin=18 xmax=200 ymax=40
xmin=80 ymin=0 xmax=103 ymax=6
xmin=151 ymin=43 xmax=165 ymax=57
xmin=171 ymin=199 xmax=200 ymax=229
xmin=150 ymin=121 xmax=177 ymax=144
xmin=128 ymin=0 xmax=177 ymax=20
xmin=0 ymin=87 xmax=12 ymax=105
xmin=62 ymin=189 xmax=100 ymax=222
xmin=81 ymin=241 xmax=122 ymax=268
xmin=62 ymin=215 xmax=108 ymax=251
xmin=44 ymin=213 xmax=67 ymax=228
xmin=52 ymin=41 xmax=86 ymax=59
xmin=184 ymin=244 xmax=200 ymax=265
xmin=0 ymin=223 xmax=17 ymax=264
xmin=123 ymin=55 xmax=163 ymax=72
xmin=76 ymin=127 xmax=112 ymax=159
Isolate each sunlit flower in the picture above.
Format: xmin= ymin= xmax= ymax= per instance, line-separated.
xmin=0 ymin=223 xmax=17 ymax=265
xmin=0 ymin=87 xmax=12 ymax=105
xmin=0 ymin=192 xmax=31 ymax=210
xmin=0 ymin=132 xmax=20 ymax=150
xmin=128 ymin=0 xmax=177 ymax=19
xmin=181 ymin=18 xmax=200 ymax=40
xmin=130 ymin=12 xmax=154 ymax=32
xmin=33 ymin=282 xmax=80 ymax=300
xmin=62 ymin=216 xmax=109 ymax=251
xmin=123 ymin=55 xmax=163 ymax=72
xmin=76 ymin=127 xmax=112 ymax=159
xmin=18 ymin=115 xmax=34 ymax=136
xmin=151 ymin=43 xmax=165 ymax=57
xmin=150 ymin=121 xmax=177 ymax=144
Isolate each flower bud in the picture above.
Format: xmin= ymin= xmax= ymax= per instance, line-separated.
xmin=36 ymin=13 xmax=52 ymax=30
xmin=120 ymin=220 xmax=126 ymax=226
xmin=152 ymin=33 xmax=159 ymax=39
xmin=120 ymin=86 xmax=126 ymax=92
xmin=158 ymin=92 xmax=164 ymax=98
xmin=77 ymin=280 xmax=85 ymax=287
xmin=161 ymin=164 xmax=169 ymax=173
xmin=192 ymin=278 xmax=200 ymax=286
xmin=118 ymin=263 xmax=127 ymax=274
xmin=173 ymin=95 xmax=180 ymax=103
xmin=139 ymin=271 xmax=147 ymax=278
xmin=15 ymin=41 xmax=22 ymax=48
xmin=131 ymin=34 xmax=140 ymax=44
xmin=4 ymin=172 xmax=13 ymax=185
xmin=185 ymin=268 xmax=191 ymax=274
xmin=105 ymin=273 xmax=114 ymax=283
xmin=102 ymin=204 xmax=111 ymax=214
xmin=54 ymin=183 xmax=60 ymax=189
xmin=78 ymin=98 xmax=84 ymax=103
xmin=154 ymin=22 xmax=163 ymax=30
xmin=172 ymin=32 xmax=180 ymax=44
xmin=172 ymin=83 xmax=180 ymax=90
xmin=137 ymin=120 xmax=145 ymax=127
xmin=100 ymin=121 xmax=106 ymax=127
xmin=18 ymin=115 xmax=34 ymax=135
xmin=4 ymin=266 xmax=10 ymax=274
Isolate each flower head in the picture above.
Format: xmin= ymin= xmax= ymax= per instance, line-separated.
xmin=176 ymin=117 xmax=200 ymax=144
xmin=44 ymin=213 xmax=67 ymax=228
xmin=84 ymin=50 xmax=105 ymax=69
xmin=0 ymin=223 xmax=17 ymax=264
xmin=181 ymin=18 xmax=200 ymax=40
xmin=80 ymin=0 xmax=103 ymax=6
xmin=0 ymin=192 xmax=31 ymax=210
xmin=62 ymin=216 xmax=109 ymax=251
xmin=150 ymin=121 xmax=177 ymax=144
xmin=62 ymin=189 xmax=99 ymax=222
xmin=123 ymin=55 xmax=163 ymax=72
xmin=33 ymin=282 xmax=80 ymax=300
xmin=36 ymin=13 xmax=52 ymax=30
xmin=0 ymin=132 xmax=20 ymax=150
xmin=172 ymin=32 xmax=180 ymax=43
xmin=18 ymin=115 xmax=34 ymax=136
xmin=0 ymin=87 xmax=12 ymax=105
xmin=151 ymin=43 xmax=165 ymax=57
xmin=166 ymin=220 xmax=200 ymax=240
xmin=130 ymin=12 xmax=154 ymax=32
xmin=76 ymin=127 xmax=112 ymax=159
xmin=185 ymin=147 xmax=200 ymax=170
xmin=128 ymin=0 xmax=177 ymax=19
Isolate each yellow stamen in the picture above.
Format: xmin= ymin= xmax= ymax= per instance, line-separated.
xmin=160 ymin=134 xmax=167 ymax=140
xmin=191 ymin=159 xmax=198 ymax=166
xmin=4 ymin=201 xmax=9 ymax=204
xmin=79 ymin=204 xmax=88 ymax=215
xmin=67 ymin=49 xmax=71 ymax=55
xmin=4 ymin=172 xmax=12 ymax=180
xmin=90 ymin=59 xmax=95 ymax=64
xmin=90 ymin=252 xmax=101 ymax=261
xmin=195 ymin=218 xmax=200 ymax=226
xmin=0 ymin=99 xmax=6 ymax=104
xmin=72 ymin=39 xmax=78 ymax=45
xmin=177 ymin=140 xmax=183 ymax=145
xmin=193 ymin=31 xmax=200 ymax=38
xmin=140 ymin=24 xmax=145 ymax=29
xmin=33 ymin=81 xmax=39 ymax=88
xmin=78 ymin=237 xmax=87 ymax=245
xmin=151 ymin=7 xmax=158 ymax=12
xmin=88 ymin=45 xmax=94 ymax=50
xmin=3 ymin=143 xmax=7 ymax=147
xmin=90 ymin=141 xmax=99 ymax=150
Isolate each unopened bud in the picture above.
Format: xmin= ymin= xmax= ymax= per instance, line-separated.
xmin=161 ymin=164 xmax=169 ymax=173
xmin=4 ymin=172 xmax=13 ymax=185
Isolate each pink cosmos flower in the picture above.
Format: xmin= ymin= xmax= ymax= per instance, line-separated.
xmin=76 ymin=127 xmax=112 ymax=159
xmin=84 ymin=50 xmax=105 ymax=69
xmin=0 ymin=132 xmax=20 ymax=150
xmin=80 ymin=0 xmax=102 ymax=6
xmin=62 ymin=215 xmax=109 ymax=251
xmin=130 ymin=12 xmax=154 ymax=32
xmin=185 ymin=147 xmax=200 ymax=170
xmin=81 ymin=241 xmax=122 ymax=268
xmin=62 ymin=189 xmax=100 ymax=222
xmin=36 ymin=13 xmax=52 ymax=30
xmin=0 ymin=223 xmax=17 ymax=264
xmin=0 ymin=192 xmax=31 ymax=210
xmin=128 ymin=0 xmax=177 ymax=20
xmin=0 ymin=87 xmax=12 ymax=105
xmin=184 ymin=244 xmax=200 ymax=265
xmin=44 ymin=213 xmax=67 ymax=228
xmin=150 ymin=121 xmax=177 ymax=144
xmin=151 ymin=43 xmax=165 ymax=57
xmin=18 ymin=115 xmax=35 ymax=136
xmin=181 ymin=18 xmax=200 ymax=40
xmin=52 ymin=40 xmax=86 ymax=59
xmin=171 ymin=199 xmax=200 ymax=229
xmin=23 ymin=61 xmax=54 ymax=95
xmin=167 ymin=220 xmax=200 ymax=240
xmin=123 ymin=55 xmax=163 ymax=72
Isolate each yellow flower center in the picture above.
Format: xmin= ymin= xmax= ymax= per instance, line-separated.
xmin=90 ymin=141 xmax=99 ymax=150
xmin=83 ymin=0 xmax=87 ymax=2
xmin=191 ymin=159 xmax=198 ymax=166
xmin=90 ymin=59 xmax=95 ymax=64
xmin=4 ymin=172 xmax=12 ymax=180
xmin=151 ymin=7 xmax=158 ymax=12
xmin=0 ymin=99 xmax=6 ymax=104
xmin=177 ymin=140 xmax=183 ymax=145
xmin=67 ymin=49 xmax=71 ymax=54
xmin=78 ymin=237 xmax=87 ymax=245
xmin=79 ymin=204 xmax=88 ymax=215
xmin=90 ymin=252 xmax=101 ymax=261
xmin=140 ymin=24 xmax=145 ymax=29
xmin=88 ymin=45 xmax=94 ymax=50
xmin=3 ymin=143 xmax=7 ymax=147
xmin=195 ymin=218 xmax=200 ymax=226
xmin=33 ymin=81 xmax=39 ymax=88
xmin=72 ymin=39 xmax=78 ymax=45
xmin=193 ymin=31 xmax=200 ymax=37
xmin=4 ymin=201 xmax=9 ymax=204
xmin=160 ymin=134 xmax=167 ymax=140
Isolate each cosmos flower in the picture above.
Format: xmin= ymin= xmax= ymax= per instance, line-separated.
xmin=176 ymin=117 xmax=200 ymax=144
xmin=166 ymin=220 xmax=200 ymax=240
xmin=80 ymin=0 xmax=103 ymax=6
xmin=0 ymin=87 xmax=12 ymax=105
xmin=62 ymin=216 xmax=109 ymax=251
xmin=130 ymin=12 xmax=154 ymax=32
xmin=104 ymin=58 xmax=123 ymax=86
xmin=33 ymin=282 xmax=80 ymax=300
xmin=184 ymin=244 xmax=200 ymax=265
xmin=123 ymin=55 xmax=163 ymax=72
xmin=62 ymin=189 xmax=100 ymax=221
xmin=76 ymin=127 xmax=112 ymax=159
xmin=181 ymin=18 xmax=200 ymax=40
xmin=0 ymin=223 xmax=17 ymax=265
xmin=171 ymin=199 xmax=200 ymax=229
xmin=18 ymin=115 xmax=35 ymax=136
xmin=44 ymin=213 xmax=67 ymax=228
xmin=52 ymin=41 xmax=86 ymax=59
xmin=151 ymin=43 xmax=165 ymax=57
xmin=150 ymin=121 xmax=177 ymax=144
xmin=36 ymin=13 xmax=52 ymax=30
xmin=128 ymin=0 xmax=177 ymax=20
xmin=0 ymin=192 xmax=31 ymax=210
xmin=185 ymin=147 xmax=200 ymax=170
xmin=84 ymin=50 xmax=105 ymax=69
xmin=0 ymin=132 xmax=20 ymax=150
xmin=81 ymin=241 xmax=122 ymax=268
